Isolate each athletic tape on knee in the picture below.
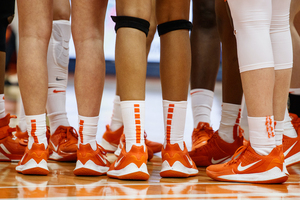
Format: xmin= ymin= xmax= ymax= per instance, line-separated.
xmin=0 ymin=18 xmax=8 ymax=52
xmin=157 ymin=20 xmax=192 ymax=36
xmin=111 ymin=16 xmax=150 ymax=36
xmin=47 ymin=20 xmax=71 ymax=89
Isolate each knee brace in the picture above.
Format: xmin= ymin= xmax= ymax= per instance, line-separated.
xmin=0 ymin=18 xmax=8 ymax=52
xmin=47 ymin=20 xmax=71 ymax=89
xmin=157 ymin=20 xmax=192 ymax=36
xmin=111 ymin=16 xmax=150 ymax=36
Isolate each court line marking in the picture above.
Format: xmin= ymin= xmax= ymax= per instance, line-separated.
xmin=2 ymin=193 xmax=300 ymax=200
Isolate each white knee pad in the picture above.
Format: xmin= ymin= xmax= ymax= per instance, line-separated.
xmin=227 ymin=0 xmax=274 ymax=73
xmin=47 ymin=20 xmax=71 ymax=89
xmin=271 ymin=0 xmax=293 ymax=71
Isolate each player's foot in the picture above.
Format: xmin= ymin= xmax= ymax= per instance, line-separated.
xmin=74 ymin=142 xmax=110 ymax=176
xmin=107 ymin=144 xmax=149 ymax=180
xmin=16 ymin=142 xmax=49 ymax=175
xmin=191 ymin=122 xmax=213 ymax=151
xmin=160 ymin=142 xmax=198 ymax=178
xmin=189 ymin=128 xmax=244 ymax=167
xmin=114 ymin=134 xmax=154 ymax=161
xmin=48 ymin=126 xmax=78 ymax=162
xmin=101 ymin=125 xmax=123 ymax=153
xmin=0 ymin=114 xmax=27 ymax=161
xmin=15 ymin=125 xmax=29 ymax=140
xmin=283 ymin=133 xmax=300 ymax=167
xmin=206 ymin=144 xmax=288 ymax=183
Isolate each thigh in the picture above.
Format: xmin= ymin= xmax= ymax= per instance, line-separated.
xmin=116 ymin=0 xmax=152 ymax=21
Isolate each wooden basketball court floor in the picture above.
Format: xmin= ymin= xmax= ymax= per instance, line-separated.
xmin=1 ymin=75 xmax=300 ymax=199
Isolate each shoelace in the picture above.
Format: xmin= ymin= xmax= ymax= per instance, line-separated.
xmin=193 ymin=124 xmax=213 ymax=143
xmin=225 ymin=145 xmax=248 ymax=166
xmin=59 ymin=126 xmax=79 ymax=142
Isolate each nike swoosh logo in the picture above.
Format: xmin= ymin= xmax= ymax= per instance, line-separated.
xmin=114 ymin=156 xmax=123 ymax=168
xmin=284 ymin=141 xmax=298 ymax=157
xmin=98 ymin=154 xmax=107 ymax=165
xmin=211 ymin=156 xmax=231 ymax=164
xmin=53 ymin=90 xmax=66 ymax=93
xmin=237 ymin=160 xmax=261 ymax=172
xmin=186 ymin=155 xmax=194 ymax=166
xmin=50 ymin=140 xmax=59 ymax=152
xmin=56 ymin=77 xmax=65 ymax=81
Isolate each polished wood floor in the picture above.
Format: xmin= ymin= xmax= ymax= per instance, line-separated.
xmin=1 ymin=75 xmax=300 ymax=199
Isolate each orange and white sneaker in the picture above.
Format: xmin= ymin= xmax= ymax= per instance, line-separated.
xmin=49 ymin=126 xmax=78 ymax=162
xmin=191 ymin=122 xmax=214 ymax=151
xmin=101 ymin=125 xmax=124 ymax=153
xmin=15 ymin=125 xmax=29 ymax=140
xmin=114 ymin=134 xmax=154 ymax=161
xmin=74 ymin=142 xmax=110 ymax=176
xmin=206 ymin=144 xmax=288 ymax=183
xmin=160 ymin=142 xmax=198 ymax=178
xmin=283 ymin=133 xmax=300 ymax=167
xmin=16 ymin=142 xmax=49 ymax=175
xmin=189 ymin=128 xmax=244 ymax=167
xmin=107 ymin=144 xmax=149 ymax=180
xmin=0 ymin=114 xmax=27 ymax=161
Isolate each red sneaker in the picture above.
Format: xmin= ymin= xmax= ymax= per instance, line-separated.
xmin=191 ymin=122 xmax=213 ymax=151
xmin=101 ymin=125 xmax=123 ymax=153
xmin=48 ymin=126 xmax=78 ymax=162
xmin=206 ymin=145 xmax=288 ymax=184
xmin=189 ymin=128 xmax=244 ymax=167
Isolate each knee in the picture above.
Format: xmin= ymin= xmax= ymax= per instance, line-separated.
xmin=53 ymin=5 xmax=70 ymax=20
xmin=193 ymin=5 xmax=217 ymax=29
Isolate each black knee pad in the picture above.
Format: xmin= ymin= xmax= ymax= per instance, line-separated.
xmin=157 ymin=20 xmax=193 ymax=36
xmin=111 ymin=16 xmax=150 ymax=36
xmin=0 ymin=18 xmax=9 ymax=52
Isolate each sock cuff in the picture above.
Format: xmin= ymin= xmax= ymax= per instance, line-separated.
xmin=114 ymin=95 xmax=121 ymax=104
xmin=52 ymin=20 xmax=70 ymax=25
xmin=222 ymin=103 xmax=241 ymax=112
xmin=163 ymin=100 xmax=187 ymax=108
xmin=289 ymin=88 xmax=300 ymax=95
xmin=78 ymin=115 xmax=99 ymax=125
xmin=190 ymin=89 xmax=214 ymax=98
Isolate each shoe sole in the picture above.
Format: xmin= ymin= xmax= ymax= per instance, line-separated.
xmin=160 ymin=160 xmax=198 ymax=178
xmin=107 ymin=163 xmax=149 ymax=180
xmin=16 ymin=159 xmax=49 ymax=175
xmin=206 ymin=167 xmax=288 ymax=184
xmin=74 ymin=160 xmax=109 ymax=176
xmin=101 ymin=138 xmax=118 ymax=153
xmin=49 ymin=151 xmax=77 ymax=162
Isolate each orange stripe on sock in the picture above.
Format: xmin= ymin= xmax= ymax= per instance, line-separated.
xmin=134 ymin=104 xmax=141 ymax=143
xmin=30 ymin=119 xmax=38 ymax=143
xmin=166 ymin=104 xmax=174 ymax=143
xmin=79 ymin=119 xmax=84 ymax=143
xmin=265 ymin=116 xmax=274 ymax=138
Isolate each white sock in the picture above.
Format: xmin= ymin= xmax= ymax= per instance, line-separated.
xmin=248 ymin=116 xmax=276 ymax=156
xmin=0 ymin=94 xmax=5 ymax=119
xmin=163 ymin=100 xmax=187 ymax=151
xmin=18 ymin=99 xmax=27 ymax=132
xmin=47 ymin=88 xmax=69 ymax=135
xmin=190 ymin=89 xmax=213 ymax=127
xmin=46 ymin=20 xmax=71 ymax=135
xmin=78 ymin=115 xmax=99 ymax=150
xmin=26 ymin=113 xmax=48 ymax=149
xmin=284 ymin=108 xmax=297 ymax=138
xmin=275 ymin=120 xmax=284 ymax=146
xmin=289 ymin=88 xmax=300 ymax=95
xmin=121 ymin=101 xmax=145 ymax=152
xmin=218 ymin=103 xmax=242 ymax=143
xmin=110 ymin=95 xmax=123 ymax=131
